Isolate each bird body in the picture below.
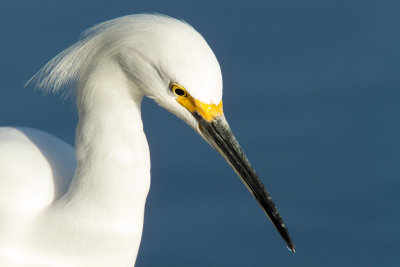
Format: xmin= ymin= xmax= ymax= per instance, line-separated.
xmin=0 ymin=14 xmax=294 ymax=266
xmin=1 ymin=52 xmax=151 ymax=266
xmin=0 ymin=69 xmax=149 ymax=266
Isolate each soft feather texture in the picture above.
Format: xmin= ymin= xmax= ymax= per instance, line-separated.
xmin=28 ymin=14 xmax=223 ymax=105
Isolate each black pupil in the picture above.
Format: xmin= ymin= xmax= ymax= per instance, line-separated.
xmin=174 ymin=88 xmax=185 ymax=96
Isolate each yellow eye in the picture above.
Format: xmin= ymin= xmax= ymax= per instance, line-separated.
xmin=170 ymin=82 xmax=187 ymax=97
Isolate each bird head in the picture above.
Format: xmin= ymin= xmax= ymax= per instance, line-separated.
xmin=112 ymin=15 xmax=223 ymax=136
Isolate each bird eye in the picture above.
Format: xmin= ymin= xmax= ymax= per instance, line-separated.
xmin=174 ymin=88 xmax=186 ymax=96
xmin=170 ymin=83 xmax=187 ymax=97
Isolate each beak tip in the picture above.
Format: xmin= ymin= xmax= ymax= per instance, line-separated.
xmin=287 ymin=243 xmax=296 ymax=253
xmin=281 ymin=228 xmax=295 ymax=253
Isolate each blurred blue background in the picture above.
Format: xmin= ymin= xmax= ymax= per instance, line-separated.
xmin=1 ymin=0 xmax=399 ymax=266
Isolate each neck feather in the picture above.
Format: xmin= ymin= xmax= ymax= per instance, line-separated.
xmin=66 ymin=59 xmax=151 ymax=227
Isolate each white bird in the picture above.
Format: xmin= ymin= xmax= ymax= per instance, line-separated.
xmin=0 ymin=14 xmax=294 ymax=266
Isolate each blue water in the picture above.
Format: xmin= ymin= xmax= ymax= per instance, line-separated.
xmin=1 ymin=1 xmax=399 ymax=266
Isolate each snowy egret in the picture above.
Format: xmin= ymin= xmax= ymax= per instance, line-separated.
xmin=0 ymin=14 xmax=294 ymax=266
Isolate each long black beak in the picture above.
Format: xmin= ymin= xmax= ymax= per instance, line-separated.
xmin=195 ymin=113 xmax=295 ymax=252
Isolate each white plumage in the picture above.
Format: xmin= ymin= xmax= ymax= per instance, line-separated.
xmin=0 ymin=14 xmax=294 ymax=267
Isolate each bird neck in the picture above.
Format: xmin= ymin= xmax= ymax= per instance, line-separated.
xmin=66 ymin=59 xmax=151 ymax=228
